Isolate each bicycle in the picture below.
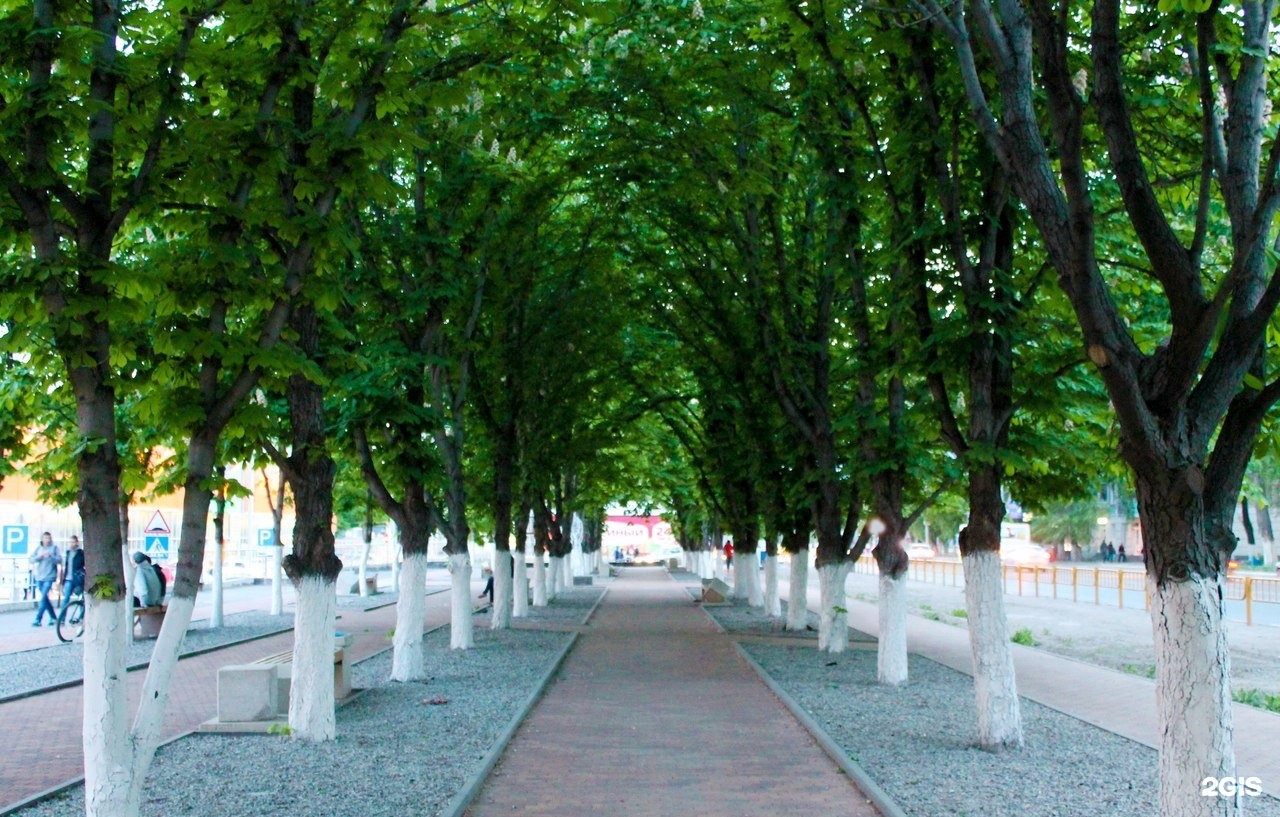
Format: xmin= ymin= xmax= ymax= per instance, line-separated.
xmin=56 ymin=588 xmax=85 ymax=643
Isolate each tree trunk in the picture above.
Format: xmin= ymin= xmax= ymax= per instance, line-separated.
xmin=874 ymin=515 xmax=909 ymax=685
xmin=763 ymin=554 xmax=781 ymax=617
xmin=1137 ymin=470 xmax=1236 ymax=817
xmin=962 ymin=467 xmax=1023 ymax=750
xmin=82 ymin=596 xmax=131 ymax=817
xmin=787 ymin=549 xmax=810 ymax=631
xmin=448 ymin=552 xmax=473 ymax=649
xmin=492 ymin=549 xmax=512 ymax=629
xmin=210 ymin=473 xmax=227 ymax=629
xmin=359 ymin=497 xmax=374 ymax=597
xmin=817 ymin=561 xmax=851 ymax=653
xmin=392 ymin=551 xmax=428 ymax=681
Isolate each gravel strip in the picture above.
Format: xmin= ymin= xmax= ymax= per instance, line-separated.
xmin=705 ymin=604 xmax=1280 ymax=817
xmin=14 ymin=619 xmax=575 ymax=817
xmin=0 ymin=611 xmax=293 ymax=702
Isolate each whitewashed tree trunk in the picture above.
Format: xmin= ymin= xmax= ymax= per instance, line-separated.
xmin=745 ymin=556 xmax=764 ymax=608
xmin=83 ymin=596 xmax=132 ymax=817
xmin=270 ymin=545 xmax=284 ymax=616
xmin=787 ymin=553 xmax=810 ymax=631
xmin=492 ymin=550 xmax=512 ymax=630
xmin=210 ymin=541 xmax=224 ymax=628
xmin=878 ymin=572 xmax=908 ymax=686
xmin=449 ymin=553 xmax=473 ymax=650
xmin=123 ymin=593 xmax=196 ymax=810
xmin=289 ymin=576 xmax=337 ymax=741
xmin=701 ymin=550 xmax=714 ymax=580
xmin=596 ymin=549 xmax=606 ymax=576
xmin=357 ymin=538 xmax=372 ymax=597
xmin=817 ymin=562 xmax=851 ymax=653
xmin=391 ymin=554 xmax=427 ymax=681
xmin=513 ymin=553 xmax=530 ymax=618
xmin=546 ymin=556 xmax=560 ymax=601
xmin=963 ymin=550 xmax=1023 ymax=750
xmin=763 ymin=555 xmax=781 ymax=617
xmin=1150 ymin=574 xmax=1237 ymax=817
xmin=532 ymin=551 xmax=547 ymax=607
xmin=731 ymin=556 xmax=748 ymax=600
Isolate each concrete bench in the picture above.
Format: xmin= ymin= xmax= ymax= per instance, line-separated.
xmin=133 ymin=606 xmax=166 ymax=638
xmin=216 ymin=634 xmax=353 ymax=724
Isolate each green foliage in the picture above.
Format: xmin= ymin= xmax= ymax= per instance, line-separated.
xmin=88 ymin=575 xmax=118 ymax=601
xmin=1231 ymin=688 xmax=1280 ymax=714
xmin=1010 ymin=627 xmax=1037 ymax=647
xmin=950 ymin=609 xmax=967 ymax=618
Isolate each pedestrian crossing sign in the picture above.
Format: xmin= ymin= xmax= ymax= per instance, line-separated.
xmin=144 ymin=535 xmax=170 ymax=558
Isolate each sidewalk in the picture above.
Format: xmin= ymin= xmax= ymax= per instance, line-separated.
xmin=0 ymin=587 xmax=452 ymax=812
xmin=463 ymin=567 xmax=879 ymax=817
xmin=798 ymin=575 xmax=1280 ymax=799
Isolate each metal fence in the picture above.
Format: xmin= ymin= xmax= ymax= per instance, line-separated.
xmin=853 ymin=555 xmax=1280 ymax=626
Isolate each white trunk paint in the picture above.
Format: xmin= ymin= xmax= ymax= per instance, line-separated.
xmin=963 ymin=551 xmax=1023 ymax=750
xmin=701 ymin=550 xmax=714 ymax=580
xmin=492 ymin=551 xmax=512 ymax=630
xmin=391 ymin=554 xmax=428 ymax=681
xmin=270 ymin=545 xmax=284 ymax=616
xmin=556 ymin=555 xmax=569 ymax=592
xmin=449 ymin=553 xmax=473 ymax=650
xmin=357 ymin=539 xmax=372 ymax=597
xmin=546 ymin=556 xmax=560 ymax=601
xmin=731 ymin=556 xmax=748 ymax=600
xmin=1149 ymin=574 xmax=1238 ymax=817
xmin=746 ymin=556 xmax=764 ymax=608
xmin=513 ymin=553 xmax=529 ymax=618
xmin=787 ymin=553 xmax=810 ymax=631
xmin=532 ymin=552 xmax=547 ymax=607
xmin=817 ymin=562 xmax=851 ymax=653
xmin=289 ymin=576 xmax=337 ymax=741
xmin=83 ymin=596 xmax=132 ymax=817
xmin=878 ymin=572 xmax=909 ymax=686
xmin=210 ymin=541 xmax=224 ymax=628
xmin=125 ymin=593 xmax=197 ymax=807
xmin=763 ymin=555 xmax=781 ymax=617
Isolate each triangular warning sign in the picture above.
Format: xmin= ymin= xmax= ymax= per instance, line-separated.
xmin=144 ymin=510 xmax=170 ymax=535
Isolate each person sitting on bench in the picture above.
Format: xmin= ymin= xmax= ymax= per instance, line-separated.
xmin=132 ymin=551 xmax=164 ymax=607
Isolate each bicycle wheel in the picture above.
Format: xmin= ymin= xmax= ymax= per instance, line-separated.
xmin=56 ymin=600 xmax=84 ymax=643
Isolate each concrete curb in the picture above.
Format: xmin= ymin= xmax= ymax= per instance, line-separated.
xmin=733 ymin=642 xmax=909 ymax=817
xmin=436 ymin=631 xmax=580 ymax=817
xmin=580 ymin=584 xmax=610 ymax=625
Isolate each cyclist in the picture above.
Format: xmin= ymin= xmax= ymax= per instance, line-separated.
xmin=58 ymin=535 xmax=85 ymax=622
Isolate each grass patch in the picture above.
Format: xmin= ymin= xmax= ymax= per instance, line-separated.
xmin=950 ymin=608 xmax=968 ymax=618
xmin=1232 ymin=688 xmax=1280 ymax=713
xmin=1011 ymin=627 xmax=1038 ymax=647
xmin=923 ymin=611 xmax=942 ymax=621
xmin=920 ymin=603 xmax=933 ymax=612
xmin=1122 ymin=663 xmax=1156 ymax=679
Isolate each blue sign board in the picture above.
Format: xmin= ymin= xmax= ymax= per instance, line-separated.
xmin=257 ymin=529 xmax=275 ymax=548
xmin=144 ymin=535 xmax=170 ymax=558
xmin=2 ymin=526 xmax=29 ymax=555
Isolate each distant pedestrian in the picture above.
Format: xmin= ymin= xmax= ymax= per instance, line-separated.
xmin=58 ymin=535 xmax=85 ymax=621
xmin=29 ymin=532 xmax=62 ymax=627
xmin=1117 ymin=544 xmax=1127 ymax=563
xmin=478 ymin=567 xmax=494 ymax=604
xmin=724 ymin=540 xmax=734 ymax=568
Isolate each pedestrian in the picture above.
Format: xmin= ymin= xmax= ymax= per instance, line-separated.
xmin=29 ymin=532 xmax=62 ymax=626
xmin=1117 ymin=544 xmax=1127 ymax=563
xmin=132 ymin=552 xmax=163 ymax=608
xmin=478 ymin=567 xmax=494 ymax=604
xmin=58 ymin=535 xmax=85 ymax=621
xmin=723 ymin=539 xmax=734 ymax=568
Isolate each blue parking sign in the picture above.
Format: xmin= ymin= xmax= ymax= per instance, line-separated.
xmin=257 ymin=529 xmax=275 ymax=547
xmin=2 ymin=526 xmax=29 ymax=555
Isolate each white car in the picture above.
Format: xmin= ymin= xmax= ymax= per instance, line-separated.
xmin=1000 ymin=540 xmax=1051 ymax=566
xmin=905 ymin=542 xmax=935 ymax=561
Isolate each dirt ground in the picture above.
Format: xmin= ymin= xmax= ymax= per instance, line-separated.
xmin=841 ymin=568 xmax=1280 ymax=698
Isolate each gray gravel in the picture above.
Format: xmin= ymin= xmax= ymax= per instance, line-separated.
xmin=703 ymin=603 xmax=1280 ymax=817
xmin=0 ymin=611 xmax=293 ymax=702
xmin=13 ymin=588 xmax=598 ymax=817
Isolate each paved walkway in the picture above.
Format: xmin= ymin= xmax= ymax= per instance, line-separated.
xmin=463 ymin=568 xmax=879 ymax=817
xmin=0 ymin=587 xmax=452 ymax=812
xmin=797 ymin=575 xmax=1280 ymax=799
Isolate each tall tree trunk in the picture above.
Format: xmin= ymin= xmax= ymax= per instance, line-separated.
xmin=210 ymin=469 xmax=227 ymax=629
xmin=873 ymin=505 xmax=909 ymax=686
xmin=282 ymin=304 xmax=342 ymax=742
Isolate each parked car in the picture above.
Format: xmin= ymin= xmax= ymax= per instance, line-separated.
xmin=999 ymin=540 xmax=1051 ymax=566
xmin=905 ymin=542 xmax=935 ymax=561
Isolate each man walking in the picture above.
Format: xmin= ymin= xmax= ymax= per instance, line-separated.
xmin=29 ymin=532 xmax=62 ymax=627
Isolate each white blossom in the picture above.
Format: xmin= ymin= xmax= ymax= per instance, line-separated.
xmin=490 ymin=138 xmax=500 ymax=157
xmin=507 ymin=147 xmax=518 ymax=164
xmin=716 ymin=179 xmax=728 ymax=194
xmin=583 ymin=60 xmax=592 ymax=75
xmin=760 ymin=17 xmax=767 ymax=30
xmin=1072 ymin=68 xmax=1088 ymax=99
xmin=473 ymin=130 xmax=483 ymax=149
xmin=692 ymin=0 xmax=704 ymax=20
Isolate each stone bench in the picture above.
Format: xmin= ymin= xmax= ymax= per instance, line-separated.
xmin=133 ymin=606 xmax=166 ymax=639
xmin=215 ymin=634 xmax=353 ymax=725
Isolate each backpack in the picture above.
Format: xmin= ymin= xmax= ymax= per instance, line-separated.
xmin=152 ymin=563 xmax=167 ymax=599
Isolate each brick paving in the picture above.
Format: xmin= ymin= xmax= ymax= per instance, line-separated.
xmin=464 ymin=568 xmax=880 ymax=817
xmin=0 ymin=588 xmax=454 ymax=811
